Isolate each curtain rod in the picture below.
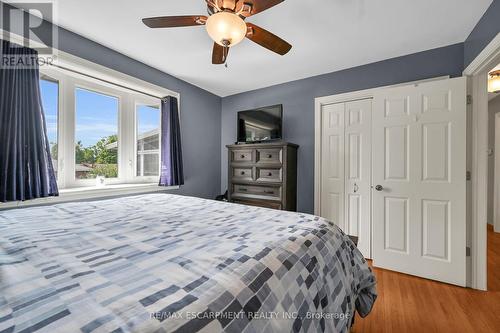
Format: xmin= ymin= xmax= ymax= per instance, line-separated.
xmin=48 ymin=63 xmax=167 ymax=101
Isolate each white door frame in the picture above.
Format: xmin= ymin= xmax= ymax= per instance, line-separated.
xmin=463 ymin=32 xmax=500 ymax=291
xmin=495 ymin=113 xmax=500 ymax=233
xmin=315 ymin=76 xmax=490 ymax=286
xmin=315 ymin=90 xmax=375 ymax=216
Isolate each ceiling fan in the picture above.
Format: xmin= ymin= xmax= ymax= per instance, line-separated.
xmin=142 ymin=0 xmax=292 ymax=65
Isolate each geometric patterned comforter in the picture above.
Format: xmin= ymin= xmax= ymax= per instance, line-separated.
xmin=0 ymin=193 xmax=376 ymax=333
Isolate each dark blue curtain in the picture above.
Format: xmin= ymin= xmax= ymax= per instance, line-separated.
xmin=0 ymin=40 xmax=58 ymax=202
xmin=159 ymin=96 xmax=184 ymax=186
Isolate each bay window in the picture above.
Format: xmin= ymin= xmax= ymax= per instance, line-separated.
xmin=38 ymin=65 xmax=174 ymax=190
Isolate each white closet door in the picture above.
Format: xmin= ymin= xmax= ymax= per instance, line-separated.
xmin=344 ymin=99 xmax=372 ymax=258
xmin=320 ymin=100 xmax=372 ymax=258
xmin=320 ymin=103 xmax=345 ymax=231
xmin=372 ymin=77 xmax=467 ymax=286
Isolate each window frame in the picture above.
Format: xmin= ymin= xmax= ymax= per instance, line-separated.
xmin=38 ymin=62 xmax=177 ymax=191
xmin=73 ymin=83 xmax=123 ymax=187
xmin=134 ymin=98 xmax=162 ymax=183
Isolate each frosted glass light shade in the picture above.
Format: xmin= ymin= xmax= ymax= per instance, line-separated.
xmin=205 ymin=12 xmax=247 ymax=47
xmin=489 ymin=72 xmax=500 ymax=93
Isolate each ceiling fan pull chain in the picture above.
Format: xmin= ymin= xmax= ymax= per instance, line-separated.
xmin=224 ymin=45 xmax=229 ymax=68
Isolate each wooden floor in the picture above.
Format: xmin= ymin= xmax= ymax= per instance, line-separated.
xmin=352 ymin=225 xmax=500 ymax=333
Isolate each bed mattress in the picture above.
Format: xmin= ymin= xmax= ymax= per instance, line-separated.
xmin=0 ymin=193 xmax=376 ymax=333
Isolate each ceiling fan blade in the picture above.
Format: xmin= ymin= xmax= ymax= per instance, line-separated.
xmin=142 ymin=15 xmax=207 ymax=28
xmin=236 ymin=0 xmax=284 ymax=17
xmin=212 ymin=43 xmax=229 ymax=64
xmin=246 ymin=23 xmax=292 ymax=55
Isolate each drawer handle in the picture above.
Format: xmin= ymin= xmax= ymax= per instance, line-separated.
xmin=264 ymin=190 xmax=274 ymax=194
xmin=239 ymin=188 xmax=248 ymax=192
xmin=240 ymin=154 xmax=245 ymax=159
xmin=267 ymin=172 xmax=273 ymax=176
xmin=267 ymin=154 xmax=272 ymax=158
xmin=241 ymin=171 xmax=246 ymax=175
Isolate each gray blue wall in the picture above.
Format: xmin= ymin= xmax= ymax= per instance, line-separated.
xmin=464 ymin=0 xmax=500 ymax=68
xmin=2 ymin=2 xmax=222 ymax=200
xmin=221 ymin=44 xmax=465 ymax=213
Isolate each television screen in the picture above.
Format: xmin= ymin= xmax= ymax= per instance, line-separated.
xmin=237 ymin=105 xmax=282 ymax=143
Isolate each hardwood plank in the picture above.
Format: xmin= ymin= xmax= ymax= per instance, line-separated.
xmin=352 ymin=226 xmax=500 ymax=332
xmin=488 ymin=224 xmax=500 ymax=291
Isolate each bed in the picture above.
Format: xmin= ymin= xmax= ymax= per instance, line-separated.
xmin=0 ymin=193 xmax=376 ymax=333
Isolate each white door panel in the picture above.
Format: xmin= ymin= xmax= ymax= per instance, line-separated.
xmin=344 ymin=99 xmax=372 ymax=258
xmin=320 ymin=103 xmax=345 ymax=231
xmin=384 ymin=196 xmax=408 ymax=253
xmin=320 ymin=99 xmax=372 ymax=258
xmin=372 ymin=77 xmax=466 ymax=286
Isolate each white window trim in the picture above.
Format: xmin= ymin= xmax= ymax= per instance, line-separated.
xmin=71 ymin=80 xmax=124 ymax=187
xmin=0 ymin=30 xmax=181 ymax=207
xmin=134 ymin=97 xmax=162 ymax=183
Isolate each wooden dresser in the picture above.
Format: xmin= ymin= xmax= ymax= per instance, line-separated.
xmin=227 ymin=142 xmax=298 ymax=211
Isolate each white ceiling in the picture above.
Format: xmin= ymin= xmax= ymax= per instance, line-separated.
xmin=46 ymin=0 xmax=492 ymax=97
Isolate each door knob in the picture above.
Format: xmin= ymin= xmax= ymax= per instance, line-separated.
xmin=375 ymin=185 xmax=383 ymax=191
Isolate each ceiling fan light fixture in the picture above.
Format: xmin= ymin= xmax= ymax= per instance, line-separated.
xmin=205 ymin=12 xmax=247 ymax=47
xmin=489 ymin=70 xmax=500 ymax=93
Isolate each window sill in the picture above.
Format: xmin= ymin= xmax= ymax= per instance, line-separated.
xmin=0 ymin=183 xmax=179 ymax=210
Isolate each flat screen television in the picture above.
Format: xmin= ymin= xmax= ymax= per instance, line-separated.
xmin=237 ymin=104 xmax=283 ymax=143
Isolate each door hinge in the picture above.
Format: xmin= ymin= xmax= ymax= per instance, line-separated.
xmin=467 ymin=95 xmax=473 ymax=105
xmin=466 ymin=246 xmax=471 ymax=257
xmin=466 ymin=171 xmax=471 ymax=181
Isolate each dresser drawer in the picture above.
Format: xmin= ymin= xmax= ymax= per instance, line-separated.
xmin=232 ymin=198 xmax=282 ymax=210
xmin=256 ymin=148 xmax=282 ymax=164
xmin=231 ymin=150 xmax=253 ymax=163
xmin=232 ymin=167 xmax=253 ymax=181
xmin=232 ymin=184 xmax=281 ymax=200
xmin=256 ymin=168 xmax=282 ymax=182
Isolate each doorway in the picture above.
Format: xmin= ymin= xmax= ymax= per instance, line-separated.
xmin=315 ymin=76 xmax=468 ymax=286
xmin=464 ymin=32 xmax=500 ymax=290
xmin=488 ymin=64 xmax=500 ymax=291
